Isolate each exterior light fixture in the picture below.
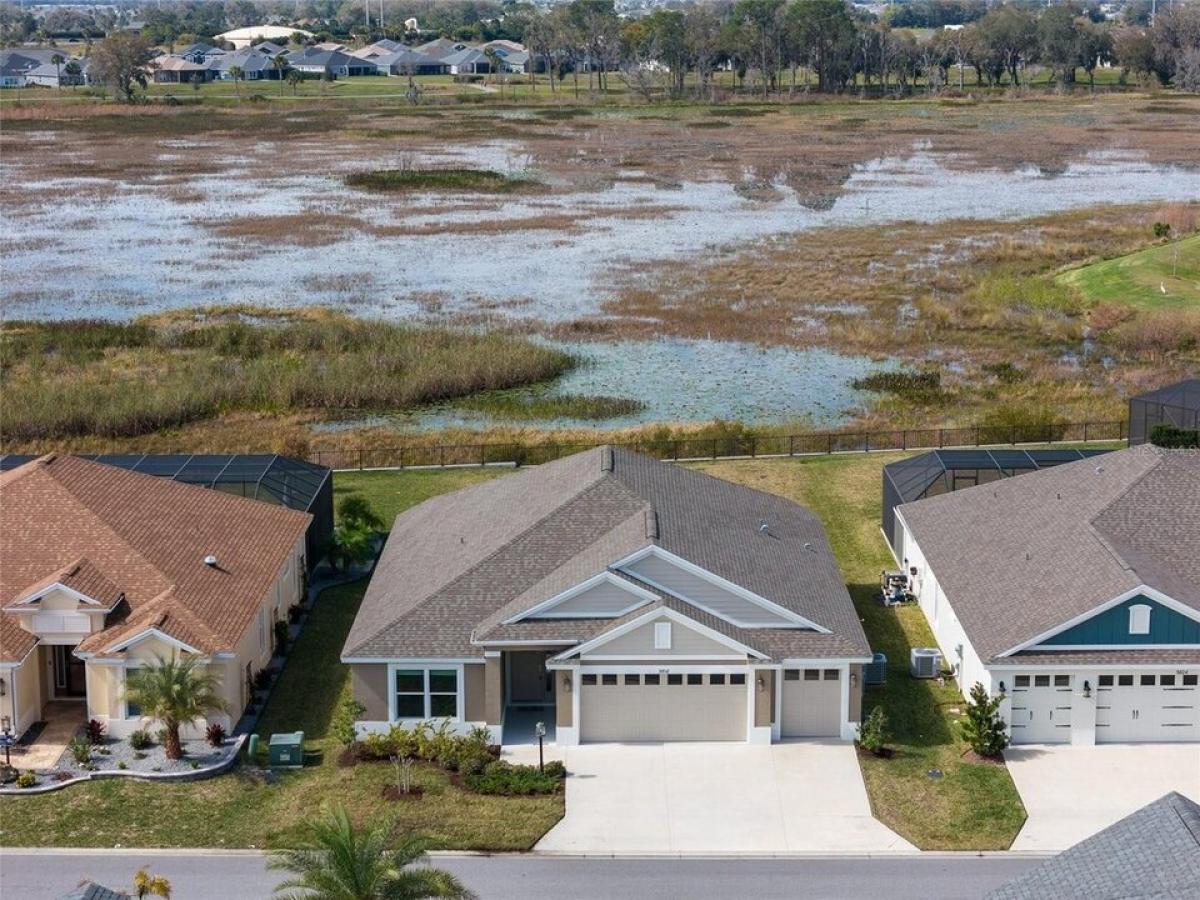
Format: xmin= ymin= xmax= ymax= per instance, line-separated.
xmin=562 ymin=674 xmax=572 ymax=693
xmin=0 ymin=677 xmax=5 ymax=697
xmin=756 ymin=675 xmax=765 ymax=693
xmin=849 ymin=672 xmax=858 ymax=688
xmin=998 ymin=681 xmax=1006 ymax=695
xmin=535 ymin=721 xmax=547 ymax=774
xmin=1083 ymin=680 xmax=1091 ymax=699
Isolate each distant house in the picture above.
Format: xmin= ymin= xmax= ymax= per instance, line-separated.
xmin=414 ymin=38 xmax=467 ymax=59
xmin=213 ymin=47 xmax=288 ymax=81
xmin=1 ymin=51 xmax=44 ymax=87
xmin=24 ymin=61 xmax=86 ymax=88
xmin=441 ymin=47 xmax=492 ymax=75
xmin=286 ymin=48 xmax=374 ymax=78
xmin=152 ymin=55 xmax=214 ymax=84
xmin=176 ymin=42 xmax=225 ymax=64
xmin=215 ymin=25 xmax=314 ymax=50
xmin=1 ymin=49 xmax=87 ymax=88
xmin=987 ymin=792 xmax=1200 ymax=900
xmin=370 ymin=48 xmax=449 ymax=76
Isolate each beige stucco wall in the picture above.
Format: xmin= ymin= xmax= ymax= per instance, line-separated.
xmin=463 ymin=663 xmax=485 ymax=722
xmin=3 ymin=648 xmax=43 ymax=733
xmin=485 ymin=656 xmax=503 ymax=726
xmin=16 ymin=586 xmax=106 ymax=638
xmin=849 ymin=664 xmax=863 ymax=723
xmin=555 ymin=669 xmax=573 ymax=728
xmin=352 ymin=664 xmax=389 ymax=721
xmin=754 ymin=669 xmax=774 ymax=727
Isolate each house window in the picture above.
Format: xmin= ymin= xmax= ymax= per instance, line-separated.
xmin=392 ymin=668 xmax=459 ymax=720
xmin=1128 ymin=604 xmax=1152 ymax=635
xmin=654 ymin=622 xmax=672 ymax=650
xmin=125 ymin=666 xmax=143 ymax=718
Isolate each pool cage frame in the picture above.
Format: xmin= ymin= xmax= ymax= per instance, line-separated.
xmin=1128 ymin=379 xmax=1200 ymax=446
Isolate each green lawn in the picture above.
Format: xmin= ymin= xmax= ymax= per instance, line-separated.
xmin=1057 ymin=234 xmax=1199 ymax=310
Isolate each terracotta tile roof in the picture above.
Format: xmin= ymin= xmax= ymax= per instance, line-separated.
xmin=0 ymin=455 xmax=310 ymax=662
xmin=345 ymin=446 xmax=868 ymax=662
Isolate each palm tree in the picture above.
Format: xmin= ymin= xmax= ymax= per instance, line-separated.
xmin=273 ymin=53 xmax=289 ymax=96
xmin=229 ymin=64 xmax=244 ymax=100
xmin=51 ymin=53 xmax=64 ymax=91
xmin=287 ymin=69 xmax=304 ymax=96
xmin=269 ymin=805 xmax=475 ymax=900
xmin=123 ymin=656 xmax=228 ymax=760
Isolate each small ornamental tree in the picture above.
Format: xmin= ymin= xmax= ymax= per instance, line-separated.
xmin=960 ymin=682 xmax=1010 ymax=758
xmin=857 ymin=706 xmax=889 ymax=755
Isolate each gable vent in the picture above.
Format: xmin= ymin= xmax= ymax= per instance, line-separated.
xmin=645 ymin=508 xmax=659 ymax=540
xmin=600 ymin=446 xmax=614 ymax=473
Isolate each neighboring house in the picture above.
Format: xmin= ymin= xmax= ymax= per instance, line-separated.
xmin=895 ymin=445 xmax=1200 ymax=745
xmin=215 ymin=25 xmax=314 ymax=50
xmin=986 ymin=791 xmax=1200 ymax=900
xmin=0 ymin=455 xmax=310 ymax=739
xmin=343 ymin=446 xmax=872 ymax=746
xmin=214 ymin=47 xmax=287 ymax=80
xmin=176 ymin=42 xmax=225 ymax=64
xmin=414 ymin=38 xmax=467 ymax=59
xmin=1129 ymin=378 xmax=1200 ymax=445
xmin=23 ymin=62 xmax=86 ymax=88
xmin=482 ymin=40 xmax=530 ymax=74
xmin=286 ymin=48 xmax=374 ymax=78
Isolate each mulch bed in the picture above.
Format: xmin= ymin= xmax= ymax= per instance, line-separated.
xmin=382 ymin=784 xmax=425 ymax=801
xmin=961 ymin=749 xmax=1006 ymax=766
xmin=855 ymin=744 xmax=896 ymax=760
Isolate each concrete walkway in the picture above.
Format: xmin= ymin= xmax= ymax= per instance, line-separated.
xmin=15 ymin=702 xmax=84 ymax=771
xmin=530 ymin=741 xmax=916 ymax=856
xmin=1005 ymin=744 xmax=1200 ymax=853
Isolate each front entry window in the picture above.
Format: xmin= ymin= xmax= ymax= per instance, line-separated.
xmin=393 ymin=668 xmax=459 ymax=720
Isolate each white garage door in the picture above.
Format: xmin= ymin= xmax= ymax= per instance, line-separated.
xmin=1010 ymin=674 xmax=1073 ymax=744
xmin=580 ymin=671 xmax=747 ymax=742
xmin=1097 ymin=672 xmax=1200 ymax=743
xmin=780 ymin=668 xmax=842 ymax=738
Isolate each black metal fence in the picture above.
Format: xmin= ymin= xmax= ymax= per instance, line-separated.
xmin=312 ymin=420 xmax=1129 ymax=471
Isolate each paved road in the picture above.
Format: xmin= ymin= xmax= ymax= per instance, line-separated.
xmin=0 ymin=850 xmax=1041 ymax=899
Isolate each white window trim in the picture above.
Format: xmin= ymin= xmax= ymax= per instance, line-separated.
xmin=654 ymin=621 xmax=672 ymax=650
xmin=386 ymin=663 xmax=465 ymax=723
xmin=1128 ymin=603 xmax=1152 ymax=636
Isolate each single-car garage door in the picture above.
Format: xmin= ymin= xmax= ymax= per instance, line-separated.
xmin=1097 ymin=672 xmax=1200 ymax=742
xmin=781 ymin=668 xmax=841 ymax=738
xmin=1010 ymin=674 xmax=1073 ymax=744
xmin=580 ymin=671 xmax=747 ymax=742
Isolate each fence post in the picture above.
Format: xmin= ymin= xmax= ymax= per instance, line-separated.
xmin=712 ymin=439 xmax=718 ymax=460
xmin=939 ymin=428 xmax=944 ymax=448
xmin=1083 ymin=422 xmax=1089 ymax=442
xmin=440 ymin=446 xmax=445 ymax=467
xmin=673 ymin=440 xmax=679 ymax=462
xmin=864 ymin=432 xmax=870 ymax=453
xmin=750 ymin=438 xmax=756 ymax=458
xmin=827 ymin=432 xmax=832 ymax=455
xmin=902 ymin=430 xmax=907 ymax=451
xmin=399 ymin=448 xmax=404 ymax=470
xmin=788 ymin=435 xmax=795 ymax=457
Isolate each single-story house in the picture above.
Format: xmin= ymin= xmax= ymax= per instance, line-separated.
xmin=414 ymin=38 xmax=467 ymax=59
xmin=895 ymin=445 xmax=1199 ymax=745
xmin=986 ymin=791 xmax=1200 ymax=899
xmin=286 ymin=48 xmax=374 ymax=78
xmin=176 ymin=42 xmax=226 ymax=64
xmin=215 ymin=25 xmax=313 ymax=50
xmin=23 ymin=61 xmax=86 ymax=87
xmin=343 ymin=446 xmax=872 ymax=746
xmin=213 ymin=47 xmax=287 ymax=80
xmin=0 ymin=455 xmax=310 ymax=740
xmin=369 ymin=48 xmax=449 ymax=76
xmin=440 ymin=47 xmax=492 ymax=76
xmin=152 ymin=55 xmax=215 ymax=84
xmin=1 ymin=51 xmax=43 ymax=88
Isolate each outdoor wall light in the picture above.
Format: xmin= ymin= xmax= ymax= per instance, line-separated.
xmin=1083 ymin=680 xmax=1092 ymax=699
xmin=562 ymin=674 xmax=572 ymax=694
xmin=0 ymin=677 xmax=6 ymax=697
xmin=998 ymin=681 xmax=1006 ymax=695
xmin=756 ymin=675 xmax=765 ymax=693
xmin=849 ymin=672 xmax=858 ymax=688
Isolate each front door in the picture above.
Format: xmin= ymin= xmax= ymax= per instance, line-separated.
xmin=52 ymin=645 xmax=87 ymax=698
xmin=508 ymin=652 xmax=554 ymax=704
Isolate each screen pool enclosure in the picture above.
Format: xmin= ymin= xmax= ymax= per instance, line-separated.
xmin=0 ymin=453 xmax=332 ymax=567
xmin=881 ymin=448 xmax=1112 ymax=555
xmin=1128 ymin=379 xmax=1200 ymax=446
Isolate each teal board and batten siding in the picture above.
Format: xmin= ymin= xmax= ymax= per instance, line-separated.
xmin=1038 ymin=596 xmax=1200 ymax=647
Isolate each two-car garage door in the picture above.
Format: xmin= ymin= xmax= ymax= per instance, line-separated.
xmin=580 ymin=671 xmax=747 ymax=742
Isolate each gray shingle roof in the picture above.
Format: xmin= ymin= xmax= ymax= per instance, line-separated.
xmin=897 ymin=446 xmax=1200 ymax=664
xmin=344 ymin=447 xmax=868 ymax=662
xmin=987 ymin=792 xmax=1200 ymax=900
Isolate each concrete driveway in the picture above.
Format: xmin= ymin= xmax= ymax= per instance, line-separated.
xmin=530 ymin=741 xmax=916 ymax=856
xmin=1005 ymin=744 xmax=1200 ymax=853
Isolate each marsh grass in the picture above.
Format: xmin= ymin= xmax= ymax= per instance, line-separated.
xmin=0 ymin=310 xmax=572 ymax=443
xmin=456 ymin=390 xmax=645 ymax=421
xmin=344 ymin=168 xmax=534 ymax=193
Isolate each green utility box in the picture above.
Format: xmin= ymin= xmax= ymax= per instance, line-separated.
xmin=268 ymin=731 xmax=305 ymax=769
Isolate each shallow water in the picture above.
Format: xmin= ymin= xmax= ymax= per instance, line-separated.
xmin=312 ymin=336 xmax=894 ymax=430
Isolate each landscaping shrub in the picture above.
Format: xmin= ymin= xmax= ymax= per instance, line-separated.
xmin=129 ymin=729 xmax=152 ymax=750
xmin=84 ymin=719 xmax=106 ymax=745
xmin=1150 ymin=424 xmax=1200 ymax=448
xmin=465 ymin=761 xmax=562 ymax=796
xmin=16 ymin=772 xmax=37 ymax=789
xmin=205 ymin=722 xmax=227 ymax=747
xmin=960 ymin=682 xmax=1010 ymax=758
xmin=68 ymin=736 xmax=92 ymax=765
xmin=273 ymin=619 xmax=289 ymax=656
xmin=253 ymin=668 xmax=273 ymax=691
xmin=857 ymin=707 xmax=890 ymax=756
xmin=330 ymin=695 xmax=367 ymax=747
xmin=543 ymin=760 xmax=567 ymax=780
